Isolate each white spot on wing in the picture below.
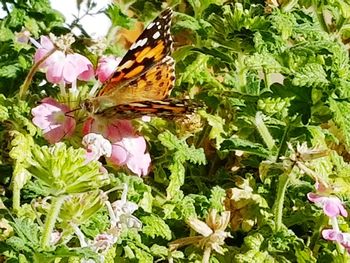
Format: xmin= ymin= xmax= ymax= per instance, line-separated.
xmin=130 ymin=38 xmax=148 ymax=50
xmin=146 ymin=22 xmax=155 ymax=29
xmin=153 ymin=31 xmax=161 ymax=39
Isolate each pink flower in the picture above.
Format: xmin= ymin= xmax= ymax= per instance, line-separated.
xmin=109 ymin=136 xmax=151 ymax=176
xmin=307 ymin=193 xmax=348 ymax=218
xmin=96 ymin=56 xmax=122 ymax=83
xmin=34 ymin=36 xmax=94 ymax=84
xmin=83 ymin=118 xmax=151 ymax=176
xmin=15 ymin=28 xmax=31 ymax=44
xmin=32 ymin=98 xmax=76 ymax=143
xmin=322 ymin=229 xmax=350 ymax=253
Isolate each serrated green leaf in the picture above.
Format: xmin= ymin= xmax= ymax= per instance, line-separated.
xmin=0 ymin=104 xmax=9 ymax=121
xmin=8 ymin=218 xmax=40 ymax=251
xmin=26 ymin=143 xmax=109 ymax=196
xmin=126 ymin=242 xmax=153 ymax=263
xmin=209 ymin=186 xmax=226 ymax=211
xmin=292 ymin=63 xmax=328 ymax=87
xmin=158 ymin=131 xmax=183 ymax=151
xmin=0 ymin=26 xmax=14 ymax=42
xmin=6 ymin=236 xmax=32 ymax=253
xmin=141 ymin=214 xmax=172 ymax=240
xmin=173 ymin=13 xmax=202 ymax=31
xmin=106 ymin=5 xmax=134 ymax=29
xmin=221 ymin=137 xmax=270 ymax=158
xmin=159 ymin=131 xmax=206 ymax=198
xmin=329 ymin=98 xmax=350 ymax=151
xmin=167 ymin=161 xmax=185 ymax=199
xmin=200 ymin=112 xmax=226 ymax=147
xmin=150 ymin=244 xmax=168 ymax=257
xmin=0 ymin=64 xmax=20 ymax=78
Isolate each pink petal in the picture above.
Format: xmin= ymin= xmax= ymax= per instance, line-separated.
xmin=106 ymin=120 xmax=135 ymax=142
xmin=96 ymin=56 xmax=121 ymax=82
xmin=126 ymin=152 xmax=151 ymax=176
xmin=34 ymin=36 xmax=57 ymax=68
xmin=322 ymin=229 xmax=342 ymax=242
xmin=78 ymin=63 xmax=94 ymax=81
xmin=65 ymin=54 xmax=94 ymax=82
xmin=43 ymin=125 xmax=66 ymax=144
xmin=82 ymin=118 xmax=94 ymax=135
xmin=40 ymin=36 xmax=54 ymax=50
xmin=109 ymin=143 xmax=129 ymax=165
xmin=62 ymin=57 xmax=81 ymax=83
xmin=46 ymin=60 xmax=65 ymax=84
xmin=323 ymin=201 xmax=341 ymax=217
xmin=34 ymin=48 xmax=49 ymax=65
xmin=31 ymin=98 xmax=76 ymax=143
xmin=307 ymin=193 xmax=323 ymax=203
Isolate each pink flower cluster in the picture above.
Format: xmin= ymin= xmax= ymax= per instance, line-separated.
xmin=307 ymin=192 xmax=349 ymax=252
xmin=34 ymin=36 xmax=94 ymax=84
xmin=31 ymin=36 xmax=150 ymax=176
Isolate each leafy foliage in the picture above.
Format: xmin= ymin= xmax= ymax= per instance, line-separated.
xmin=2 ymin=0 xmax=350 ymax=262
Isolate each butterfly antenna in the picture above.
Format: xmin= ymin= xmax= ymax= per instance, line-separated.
xmin=65 ymin=107 xmax=81 ymax=118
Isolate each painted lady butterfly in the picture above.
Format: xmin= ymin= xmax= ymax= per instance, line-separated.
xmin=83 ymin=8 xmax=196 ymax=119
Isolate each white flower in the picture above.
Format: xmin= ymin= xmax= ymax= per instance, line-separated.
xmin=82 ymin=133 xmax=112 ymax=161
xmin=106 ymin=184 xmax=142 ymax=230
xmin=92 ymin=233 xmax=117 ymax=253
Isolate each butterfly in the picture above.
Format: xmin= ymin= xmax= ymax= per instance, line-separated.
xmin=83 ymin=8 xmax=196 ymax=119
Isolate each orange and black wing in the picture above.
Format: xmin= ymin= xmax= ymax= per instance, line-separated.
xmin=98 ymin=8 xmax=173 ymax=98
xmin=96 ymin=99 xmax=197 ymax=119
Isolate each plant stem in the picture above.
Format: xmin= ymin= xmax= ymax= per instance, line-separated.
xmin=273 ymin=169 xmax=291 ymax=232
xmin=12 ymin=178 xmax=20 ymax=212
xmin=255 ymin=111 xmax=275 ymax=151
xmin=275 ymin=122 xmax=290 ymax=162
xmin=41 ymin=195 xmax=66 ymax=249
xmin=19 ymin=47 xmax=57 ymax=99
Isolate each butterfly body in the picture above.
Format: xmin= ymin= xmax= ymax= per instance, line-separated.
xmin=83 ymin=8 xmax=196 ymax=119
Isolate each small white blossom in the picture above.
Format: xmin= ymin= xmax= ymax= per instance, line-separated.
xmin=92 ymin=233 xmax=117 ymax=253
xmin=50 ymin=230 xmax=61 ymax=245
xmin=106 ymin=184 xmax=142 ymax=230
xmin=82 ymin=133 xmax=112 ymax=161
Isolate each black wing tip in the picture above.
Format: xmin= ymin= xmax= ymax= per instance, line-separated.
xmin=161 ymin=7 xmax=173 ymax=18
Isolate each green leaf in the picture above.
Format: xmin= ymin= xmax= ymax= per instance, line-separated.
xmin=125 ymin=242 xmax=153 ymax=263
xmin=158 ymin=131 xmax=205 ymax=198
xmin=209 ymin=186 xmax=226 ymax=211
xmin=106 ymin=5 xmax=134 ymax=29
xmin=150 ymin=244 xmax=168 ymax=257
xmin=329 ymin=98 xmax=350 ymax=150
xmin=8 ymin=218 xmax=40 ymax=251
xmin=0 ymin=64 xmax=20 ymax=78
xmin=167 ymin=161 xmax=185 ymax=199
xmin=0 ymin=26 xmax=14 ymax=42
xmin=6 ymin=236 xmax=32 ymax=253
xmin=220 ymin=137 xmax=270 ymax=158
xmin=200 ymin=111 xmax=227 ymax=147
xmin=158 ymin=130 xmax=206 ymax=164
xmin=292 ymin=63 xmax=328 ymax=87
xmin=0 ymin=104 xmax=9 ymax=121
xmin=141 ymin=214 xmax=172 ymax=240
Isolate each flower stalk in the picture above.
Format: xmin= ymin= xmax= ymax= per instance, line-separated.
xmin=255 ymin=112 xmax=275 ymax=151
xmin=41 ymin=195 xmax=66 ymax=249
xmin=273 ymin=170 xmax=291 ymax=232
xmin=19 ymin=47 xmax=57 ymax=99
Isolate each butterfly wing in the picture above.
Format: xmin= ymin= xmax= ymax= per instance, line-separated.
xmin=96 ymin=99 xmax=197 ymax=120
xmin=98 ymin=56 xmax=175 ymax=106
xmin=97 ymin=8 xmax=173 ymax=99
